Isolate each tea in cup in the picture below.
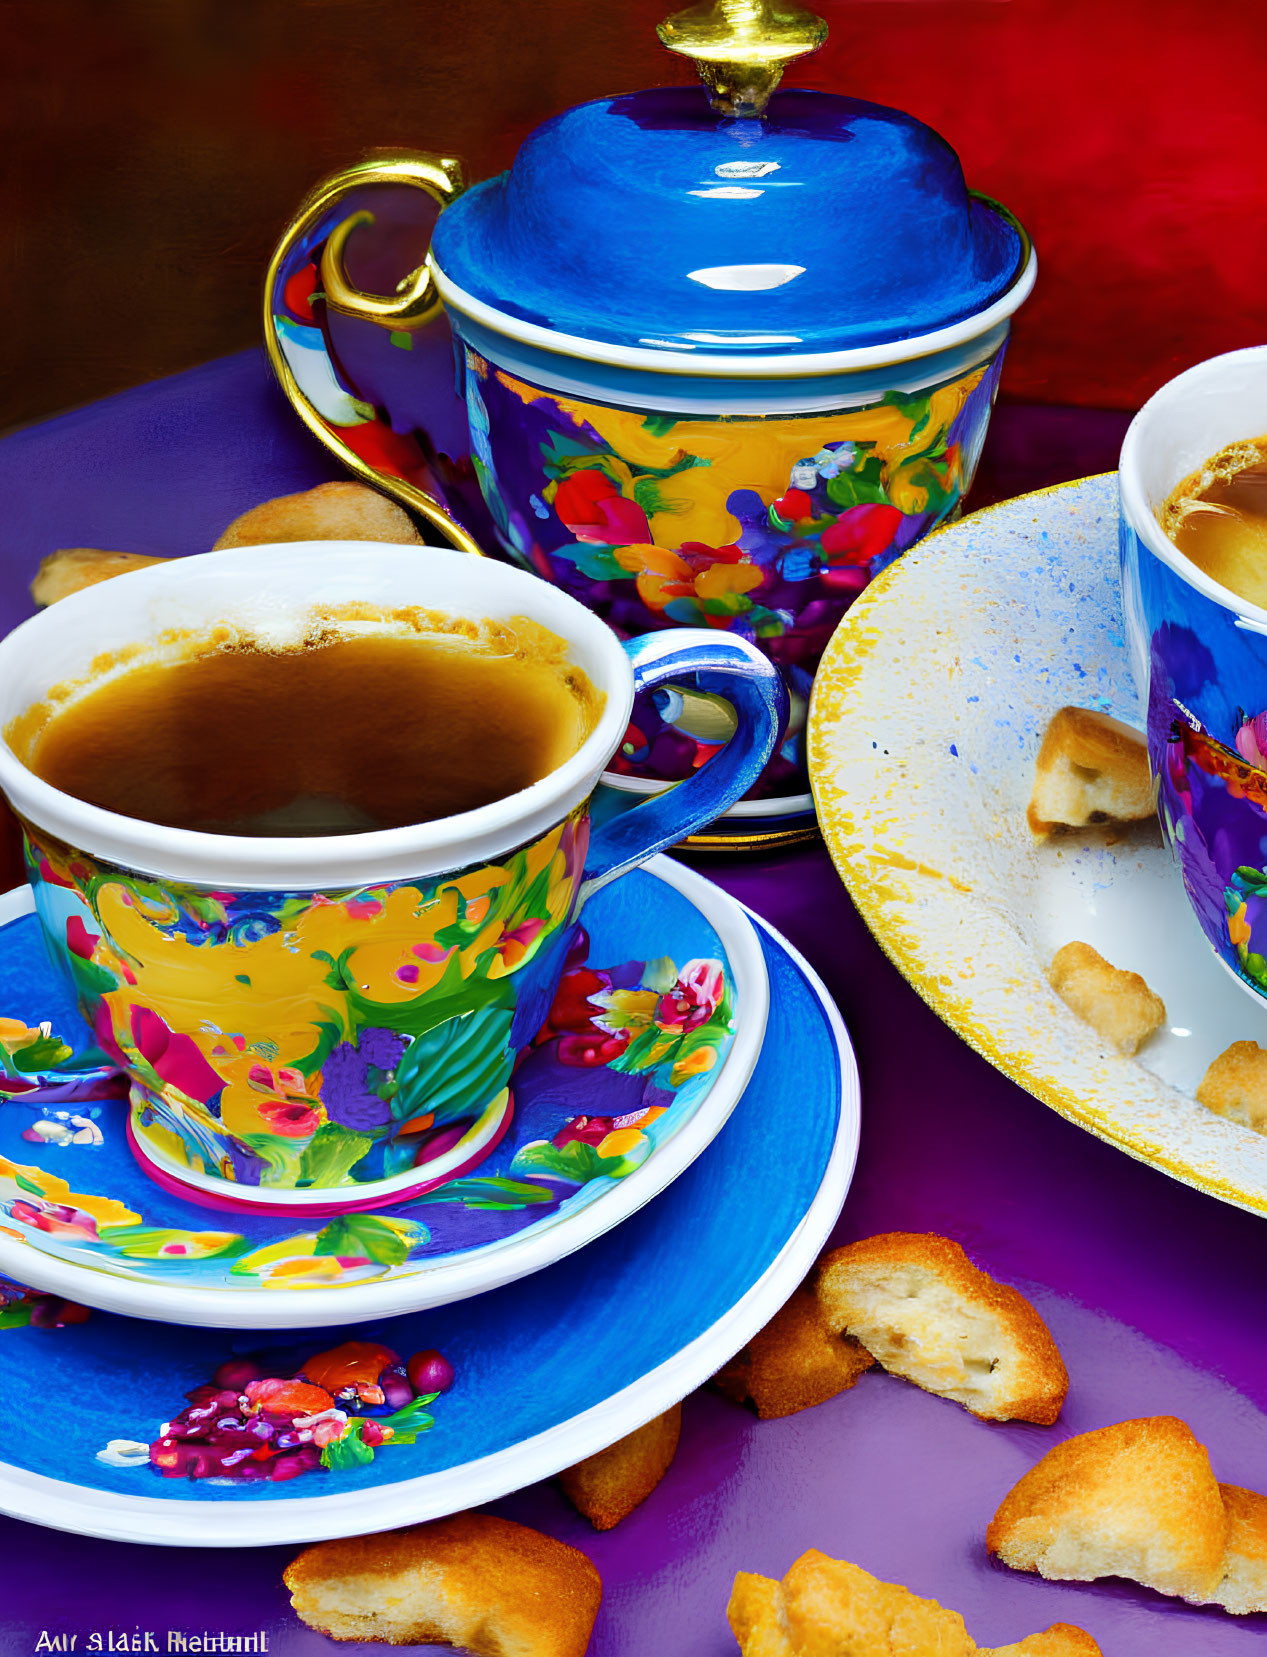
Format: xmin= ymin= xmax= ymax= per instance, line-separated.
xmin=0 ymin=542 xmax=785 ymax=1212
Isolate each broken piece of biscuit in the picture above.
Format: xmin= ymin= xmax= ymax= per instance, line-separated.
xmin=31 ymin=548 xmax=170 ymax=607
xmin=727 ymin=1550 xmax=1102 ymax=1656
xmin=713 ymin=1283 xmax=875 ymax=1420
xmin=1197 ymin=1039 xmax=1267 ymax=1134
xmin=558 ymin=1404 xmax=681 ymax=1530
xmin=284 ymin=1512 xmax=602 ymax=1654
xmin=213 ymin=480 xmax=423 ymax=549
xmin=1046 ymin=940 xmax=1165 ymax=1055
xmin=816 ymin=1233 xmax=1068 ymax=1425
xmin=987 ymin=1415 xmax=1267 ymax=1614
xmin=1027 ymin=706 xmax=1156 ymax=836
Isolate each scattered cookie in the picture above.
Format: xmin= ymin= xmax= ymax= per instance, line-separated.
xmin=558 ymin=1404 xmax=681 ymax=1530
xmin=213 ymin=480 xmax=423 ymax=549
xmin=1046 ymin=940 xmax=1166 ymax=1055
xmin=815 ymin=1233 xmax=1068 ymax=1425
xmin=1027 ymin=706 xmax=1155 ymax=836
xmin=987 ymin=1415 xmax=1267 ymax=1612
xmin=1215 ymin=1483 xmax=1267 ymax=1616
xmin=31 ymin=548 xmax=170 ymax=606
xmin=1197 ymin=1040 xmax=1267 ymax=1134
xmin=990 ymin=1628 xmax=1104 ymax=1656
xmin=713 ymin=1283 xmax=875 ymax=1420
xmin=284 ymin=1512 xmax=602 ymax=1654
xmin=727 ymin=1550 xmax=1101 ymax=1656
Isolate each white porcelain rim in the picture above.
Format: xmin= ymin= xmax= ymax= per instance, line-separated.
xmin=433 ymin=248 xmax=1037 ymax=380
xmin=0 ymin=856 xmax=771 ymax=1327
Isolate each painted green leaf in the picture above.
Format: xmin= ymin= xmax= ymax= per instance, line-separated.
xmin=549 ymin=540 xmax=630 ymax=582
xmin=641 ymin=413 xmax=680 ymax=437
xmin=392 ymin=1007 xmax=515 ymax=1126
xmin=825 ymin=471 xmax=889 ymax=509
xmin=10 ymin=1033 xmax=74 ymax=1073
xmin=412 ymin=1175 xmax=557 ymax=1209
xmin=297 ymin=1123 xmax=373 ymax=1188
xmin=314 ymin=1212 xmax=418 ymax=1266
xmin=95 ymin=1226 xmax=251 ymax=1261
xmin=378 ymin=1393 xmax=438 ymax=1445
xmin=321 ymin=1423 xmax=376 ymax=1470
xmin=0 ymin=1303 xmax=33 ymax=1329
xmin=510 ymin=1138 xmax=608 ymax=1184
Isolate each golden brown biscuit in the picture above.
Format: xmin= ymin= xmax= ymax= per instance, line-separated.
xmin=987 ymin=1627 xmax=1104 ymax=1656
xmin=1027 ymin=706 xmax=1155 ymax=836
xmin=558 ymin=1404 xmax=681 ymax=1530
xmin=1197 ymin=1041 xmax=1267 ymax=1134
xmin=815 ymin=1233 xmax=1068 ymax=1425
xmin=212 ymin=480 xmax=423 ymax=549
xmin=1211 ymin=1483 xmax=1267 ymax=1615
xmin=1046 ymin=940 xmax=1166 ymax=1055
xmin=713 ymin=1283 xmax=875 ymax=1420
xmin=31 ymin=548 xmax=169 ymax=606
xmin=727 ymin=1551 xmax=1101 ymax=1656
xmin=284 ymin=1512 xmax=601 ymax=1654
xmin=987 ymin=1415 xmax=1229 ymax=1603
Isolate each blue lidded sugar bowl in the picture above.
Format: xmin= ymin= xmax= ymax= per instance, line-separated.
xmin=266 ymin=0 xmax=1035 ymax=842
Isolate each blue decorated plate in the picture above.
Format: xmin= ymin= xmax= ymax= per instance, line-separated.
xmin=0 ymin=858 xmax=767 ymax=1327
xmin=0 ymin=910 xmax=857 ymax=1546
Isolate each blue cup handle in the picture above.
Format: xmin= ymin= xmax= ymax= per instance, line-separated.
xmin=579 ymin=630 xmax=788 ymax=899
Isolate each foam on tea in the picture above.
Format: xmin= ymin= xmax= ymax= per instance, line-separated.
xmin=1160 ymin=436 xmax=1267 ymax=609
xmin=8 ymin=606 xmax=603 ymax=835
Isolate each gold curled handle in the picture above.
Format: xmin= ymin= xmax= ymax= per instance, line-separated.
xmin=657 ymin=0 xmax=827 ymax=118
xmin=263 ymin=152 xmax=484 ymax=557
xmin=319 ymin=153 xmax=463 ymax=329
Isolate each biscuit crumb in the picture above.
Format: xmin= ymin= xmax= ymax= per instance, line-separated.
xmin=1046 ymin=940 xmax=1165 ymax=1054
xmin=988 ymin=1416 xmax=1267 ymax=1614
xmin=1197 ymin=1040 xmax=1267 ymax=1134
xmin=727 ymin=1550 xmax=1102 ymax=1655
xmin=31 ymin=548 xmax=169 ymax=606
xmin=1028 ymin=706 xmax=1155 ymax=836
xmin=558 ymin=1405 xmax=681 ymax=1530
xmin=816 ymin=1233 xmax=1067 ymax=1425
xmin=213 ymin=481 xmax=423 ymax=549
xmin=284 ymin=1512 xmax=601 ymax=1654
xmin=713 ymin=1283 xmax=875 ymax=1420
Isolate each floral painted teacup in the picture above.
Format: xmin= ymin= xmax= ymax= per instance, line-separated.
xmin=0 ymin=543 xmax=784 ymax=1214
xmin=1120 ymin=345 xmax=1267 ymax=1002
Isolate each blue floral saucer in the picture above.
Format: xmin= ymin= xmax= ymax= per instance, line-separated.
xmin=0 ymin=910 xmax=857 ymax=1546
xmin=0 ymin=858 xmax=767 ymax=1328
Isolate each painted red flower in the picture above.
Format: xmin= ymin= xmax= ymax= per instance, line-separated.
xmin=554 ymin=470 xmax=651 ymax=546
xmin=257 ymin=1098 xmax=321 ymax=1138
xmin=546 ymin=967 xmax=608 ymax=1034
xmin=820 ymin=503 xmax=904 ymax=566
xmin=96 ymin=1003 xmax=227 ymax=1105
xmin=772 ymin=487 xmax=814 ymax=522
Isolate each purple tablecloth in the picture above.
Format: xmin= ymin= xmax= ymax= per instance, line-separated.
xmin=2 ymin=354 xmax=1265 ymax=1654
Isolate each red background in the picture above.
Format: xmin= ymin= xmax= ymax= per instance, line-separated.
xmin=1 ymin=0 xmax=1265 ymax=430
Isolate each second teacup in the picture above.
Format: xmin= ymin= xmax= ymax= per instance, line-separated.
xmin=1120 ymin=344 xmax=1267 ymax=1003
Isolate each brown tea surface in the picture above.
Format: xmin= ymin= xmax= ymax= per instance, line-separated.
xmin=1160 ymin=437 xmax=1267 ymax=608
xmin=13 ymin=615 xmax=602 ymax=835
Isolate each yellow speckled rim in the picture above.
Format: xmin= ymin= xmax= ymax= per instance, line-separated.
xmin=807 ymin=474 xmax=1267 ymax=1216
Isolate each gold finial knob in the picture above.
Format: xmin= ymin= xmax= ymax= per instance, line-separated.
xmin=657 ymin=0 xmax=827 ymax=119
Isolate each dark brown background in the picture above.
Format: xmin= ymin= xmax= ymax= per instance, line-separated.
xmin=3 ymin=0 xmax=1265 ymax=432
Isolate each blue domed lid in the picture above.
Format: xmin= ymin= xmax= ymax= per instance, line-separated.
xmin=431 ymin=84 xmax=1027 ymax=363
